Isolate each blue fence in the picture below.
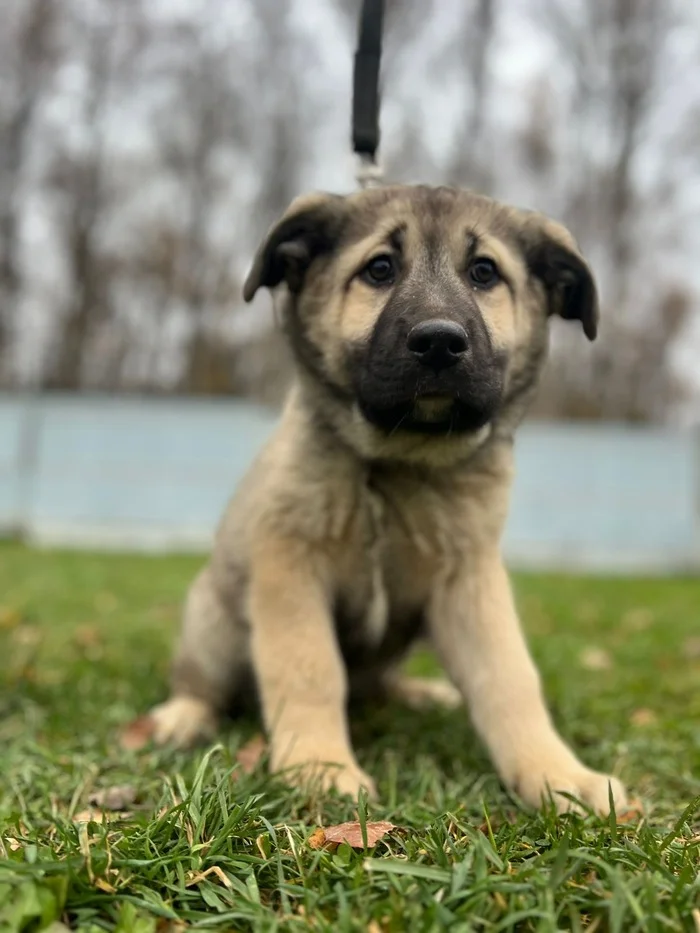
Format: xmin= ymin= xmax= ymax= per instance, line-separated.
xmin=1 ymin=393 xmax=698 ymax=574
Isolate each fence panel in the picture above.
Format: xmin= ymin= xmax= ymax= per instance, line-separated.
xmin=0 ymin=393 xmax=697 ymax=572
xmin=0 ymin=397 xmax=27 ymax=533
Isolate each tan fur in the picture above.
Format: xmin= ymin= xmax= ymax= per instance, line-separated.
xmin=148 ymin=185 xmax=626 ymax=815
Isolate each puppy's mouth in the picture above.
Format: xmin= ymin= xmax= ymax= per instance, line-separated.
xmin=411 ymin=394 xmax=456 ymax=424
xmin=358 ymin=393 xmax=495 ymax=436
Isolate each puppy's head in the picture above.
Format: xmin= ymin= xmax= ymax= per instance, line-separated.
xmin=244 ymin=185 xmax=598 ymax=463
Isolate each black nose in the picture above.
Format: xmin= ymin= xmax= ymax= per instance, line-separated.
xmin=406 ymin=320 xmax=468 ymax=370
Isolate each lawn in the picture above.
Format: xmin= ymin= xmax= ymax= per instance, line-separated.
xmin=0 ymin=541 xmax=699 ymax=932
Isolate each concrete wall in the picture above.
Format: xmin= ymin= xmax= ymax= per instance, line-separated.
xmin=1 ymin=393 xmax=698 ymax=573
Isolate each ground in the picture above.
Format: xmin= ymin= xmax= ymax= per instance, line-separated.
xmin=0 ymin=542 xmax=698 ymax=932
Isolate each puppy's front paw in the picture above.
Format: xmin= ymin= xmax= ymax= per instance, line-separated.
xmin=272 ymin=747 xmax=377 ymax=800
xmin=508 ymin=756 xmax=627 ymax=816
xmin=149 ymin=696 xmax=218 ymax=749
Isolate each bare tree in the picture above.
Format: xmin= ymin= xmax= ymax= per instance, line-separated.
xmin=0 ymin=0 xmax=57 ymax=383
xmin=526 ymin=0 xmax=696 ymax=423
xmin=42 ymin=4 xmax=116 ymax=389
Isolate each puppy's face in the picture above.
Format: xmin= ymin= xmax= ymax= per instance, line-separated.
xmin=244 ymin=185 xmax=598 ymax=461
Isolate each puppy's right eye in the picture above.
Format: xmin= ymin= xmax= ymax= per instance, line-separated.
xmin=360 ymin=254 xmax=396 ymax=287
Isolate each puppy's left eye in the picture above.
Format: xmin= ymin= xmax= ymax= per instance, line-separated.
xmin=360 ymin=254 xmax=396 ymax=287
xmin=468 ymin=257 xmax=500 ymax=289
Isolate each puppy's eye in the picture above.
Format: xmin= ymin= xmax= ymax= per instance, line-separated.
xmin=468 ymin=257 xmax=500 ymax=289
xmin=360 ymin=254 xmax=396 ymax=287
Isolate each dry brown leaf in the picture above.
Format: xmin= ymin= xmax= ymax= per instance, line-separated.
xmin=682 ymin=637 xmax=700 ymax=659
xmin=119 ymin=714 xmax=156 ymax=751
xmin=74 ymin=625 xmax=103 ymax=648
xmin=73 ymin=808 xmax=132 ymax=824
xmin=233 ymin=734 xmax=267 ymax=777
xmin=74 ymin=808 xmax=106 ymax=824
xmin=0 ymin=607 xmax=22 ymax=630
xmin=620 ymin=608 xmax=654 ymax=632
xmin=94 ymin=877 xmax=117 ymax=893
xmin=308 ymin=821 xmax=396 ymax=850
xmin=88 ymin=784 xmax=137 ymax=811
xmin=12 ymin=625 xmax=41 ymax=648
xmin=579 ymin=647 xmax=612 ymax=671
xmin=629 ymin=708 xmax=657 ymax=727
xmin=307 ymin=828 xmax=328 ymax=850
xmin=156 ymin=920 xmax=188 ymax=933
xmin=95 ymin=591 xmax=119 ymax=613
xmin=185 ymin=865 xmax=233 ymax=889
xmin=493 ymin=891 xmax=508 ymax=911
xmin=616 ymin=797 xmax=645 ymax=823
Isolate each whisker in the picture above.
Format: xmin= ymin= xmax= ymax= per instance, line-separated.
xmin=388 ymin=408 xmax=411 ymax=438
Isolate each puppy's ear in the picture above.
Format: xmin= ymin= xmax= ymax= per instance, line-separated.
xmin=524 ymin=215 xmax=599 ymax=341
xmin=242 ymin=192 xmax=346 ymax=303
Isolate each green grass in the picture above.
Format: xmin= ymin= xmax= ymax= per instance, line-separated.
xmin=0 ymin=541 xmax=699 ymax=932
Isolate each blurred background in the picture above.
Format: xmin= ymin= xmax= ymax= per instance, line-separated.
xmin=0 ymin=0 xmax=699 ymax=569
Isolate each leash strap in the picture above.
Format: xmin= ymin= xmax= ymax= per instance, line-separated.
xmin=352 ymin=0 xmax=385 ymax=189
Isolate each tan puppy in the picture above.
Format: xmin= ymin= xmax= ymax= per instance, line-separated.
xmin=148 ymin=185 xmax=626 ymax=815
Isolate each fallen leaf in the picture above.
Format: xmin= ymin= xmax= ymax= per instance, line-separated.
xmin=493 ymin=891 xmax=508 ymax=911
xmin=629 ymin=708 xmax=657 ymax=727
xmin=620 ymin=608 xmax=654 ymax=631
xmin=307 ymin=828 xmax=328 ymax=850
xmin=616 ymin=797 xmax=645 ymax=823
xmin=95 ymin=591 xmax=119 ymax=613
xmin=579 ymin=647 xmax=612 ymax=671
xmin=73 ymin=808 xmax=132 ymax=824
xmin=119 ymin=714 xmax=156 ymax=751
xmin=95 ymin=877 xmax=117 ymax=893
xmin=11 ymin=625 xmax=41 ymax=647
xmin=576 ymin=602 xmax=600 ymax=624
xmin=233 ymin=734 xmax=267 ymax=777
xmin=73 ymin=808 xmax=106 ymax=823
xmin=308 ymin=821 xmax=396 ymax=850
xmin=0 ymin=607 xmax=22 ymax=629
xmin=185 ymin=865 xmax=233 ymax=888
xmin=88 ymin=784 xmax=137 ymax=810
xmin=682 ymin=637 xmax=700 ymax=659
xmin=74 ymin=624 xmax=101 ymax=645
xmin=156 ymin=920 xmax=188 ymax=933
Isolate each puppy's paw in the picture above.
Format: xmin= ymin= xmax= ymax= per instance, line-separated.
xmin=509 ymin=758 xmax=627 ymax=816
xmin=385 ymin=674 xmax=462 ymax=711
xmin=149 ymin=696 xmax=218 ymax=749
xmin=273 ymin=748 xmax=377 ymax=800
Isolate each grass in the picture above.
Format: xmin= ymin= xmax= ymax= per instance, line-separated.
xmin=0 ymin=540 xmax=699 ymax=932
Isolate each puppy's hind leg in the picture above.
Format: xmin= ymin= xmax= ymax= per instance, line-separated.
xmin=149 ymin=566 xmax=250 ymax=749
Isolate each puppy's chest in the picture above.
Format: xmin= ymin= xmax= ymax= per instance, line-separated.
xmin=334 ymin=482 xmax=452 ymax=650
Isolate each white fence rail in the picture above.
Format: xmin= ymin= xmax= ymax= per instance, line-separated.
xmin=1 ymin=394 xmax=698 ymax=573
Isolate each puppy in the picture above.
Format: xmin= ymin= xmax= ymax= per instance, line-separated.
xmin=148 ymin=185 xmax=626 ymax=814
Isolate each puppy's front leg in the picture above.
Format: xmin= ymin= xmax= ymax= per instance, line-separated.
xmin=249 ymin=536 xmax=375 ymax=799
xmin=429 ymin=548 xmax=626 ymax=815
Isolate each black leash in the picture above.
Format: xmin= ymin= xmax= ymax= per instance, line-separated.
xmin=352 ymin=0 xmax=385 ymax=188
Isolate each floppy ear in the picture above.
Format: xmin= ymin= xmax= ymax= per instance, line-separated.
xmin=525 ymin=217 xmax=599 ymax=341
xmin=242 ymin=192 xmax=346 ymax=303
